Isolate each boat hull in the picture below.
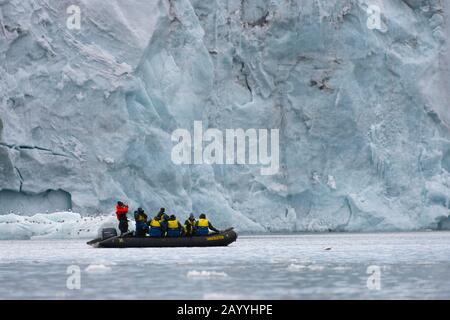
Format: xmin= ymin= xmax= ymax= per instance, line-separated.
xmin=88 ymin=228 xmax=237 ymax=248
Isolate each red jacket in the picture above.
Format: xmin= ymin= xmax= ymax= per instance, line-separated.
xmin=116 ymin=205 xmax=128 ymax=220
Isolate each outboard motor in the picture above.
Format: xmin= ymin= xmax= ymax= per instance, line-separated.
xmin=101 ymin=228 xmax=118 ymax=240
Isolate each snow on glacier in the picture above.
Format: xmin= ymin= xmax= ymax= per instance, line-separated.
xmin=1 ymin=0 xmax=450 ymax=234
xmin=0 ymin=211 xmax=119 ymax=240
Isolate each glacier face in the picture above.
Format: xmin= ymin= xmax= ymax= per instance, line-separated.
xmin=1 ymin=0 xmax=450 ymax=232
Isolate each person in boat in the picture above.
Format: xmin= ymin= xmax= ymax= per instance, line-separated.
xmin=148 ymin=216 xmax=163 ymax=237
xmin=194 ymin=213 xmax=220 ymax=235
xmin=184 ymin=213 xmax=196 ymax=236
xmin=134 ymin=207 xmax=148 ymax=237
xmin=115 ymin=201 xmax=129 ymax=235
xmin=167 ymin=214 xmax=183 ymax=237
xmin=156 ymin=208 xmax=169 ymax=236
xmin=156 ymin=207 xmax=167 ymax=220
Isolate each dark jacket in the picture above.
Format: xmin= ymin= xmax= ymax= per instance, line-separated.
xmin=134 ymin=211 xmax=148 ymax=224
xmin=184 ymin=218 xmax=196 ymax=236
xmin=157 ymin=213 xmax=169 ymax=232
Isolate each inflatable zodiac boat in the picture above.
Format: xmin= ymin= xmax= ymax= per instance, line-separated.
xmin=87 ymin=228 xmax=237 ymax=248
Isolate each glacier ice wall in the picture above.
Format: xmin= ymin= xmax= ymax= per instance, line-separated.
xmin=1 ymin=0 xmax=450 ymax=232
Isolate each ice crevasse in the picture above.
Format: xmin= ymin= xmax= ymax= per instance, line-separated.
xmin=1 ymin=0 xmax=450 ymax=235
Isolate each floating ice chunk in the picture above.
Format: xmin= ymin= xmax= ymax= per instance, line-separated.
xmin=85 ymin=264 xmax=112 ymax=273
xmin=333 ymin=266 xmax=352 ymax=271
xmin=186 ymin=270 xmax=228 ymax=278
xmin=287 ymin=264 xmax=325 ymax=272
xmin=308 ymin=265 xmax=325 ymax=271
xmin=287 ymin=264 xmax=307 ymax=272
xmin=203 ymin=293 xmax=248 ymax=300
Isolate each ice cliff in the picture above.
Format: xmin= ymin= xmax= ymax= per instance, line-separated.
xmin=1 ymin=0 xmax=450 ymax=233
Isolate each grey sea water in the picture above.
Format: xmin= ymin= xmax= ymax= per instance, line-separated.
xmin=0 ymin=232 xmax=449 ymax=299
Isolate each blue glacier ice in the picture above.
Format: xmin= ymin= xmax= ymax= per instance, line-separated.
xmin=1 ymin=0 xmax=450 ymax=234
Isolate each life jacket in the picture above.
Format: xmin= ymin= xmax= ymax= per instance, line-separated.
xmin=135 ymin=213 xmax=148 ymax=233
xmin=167 ymin=219 xmax=181 ymax=237
xmin=196 ymin=218 xmax=209 ymax=235
xmin=134 ymin=212 xmax=147 ymax=223
xmin=116 ymin=205 xmax=128 ymax=220
xmin=149 ymin=219 xmax=162 ymax=237
xmin=184 ymin=219 xmax=196 ymax=235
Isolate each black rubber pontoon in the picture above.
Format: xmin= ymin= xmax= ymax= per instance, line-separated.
xmin=87 ymin=228 xmax=237 ymax=248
